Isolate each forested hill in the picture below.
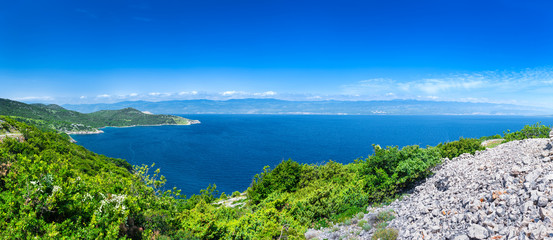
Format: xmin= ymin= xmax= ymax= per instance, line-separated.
xmin=0 ymin=98 xmax=192 ymax=133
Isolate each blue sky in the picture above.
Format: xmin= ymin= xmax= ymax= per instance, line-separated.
xmin=1 ymin=0 xmax=553 ymax=108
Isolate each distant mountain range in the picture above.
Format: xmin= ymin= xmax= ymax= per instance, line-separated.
xmin=63 ymin=99 xmax=553 ymax=116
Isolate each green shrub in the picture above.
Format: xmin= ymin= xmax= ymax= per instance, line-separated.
xmin=358 ymin=145 xmax=441 ymax=202
xmin=372 ymin=228 xmax=398 ymax=240
xmin=361 ymin=222 xmax=371 ymax=231
xmin=231 ymin=191 xmax=241 ymax=197
xmin=479 ymin=134 xmax=502 ymax=141
xmin=436 ymin=137 xmax=485 ymax=159
xmin=356 ymin=212 xmax=365 ymax=219
xmin=376 ymin=210 xmax=395 ymax=223
xmin=357 ymin=220 xmax=370 ymax=230
xmin=247 ymin=159 xmax=302 ymax=204
xmin=503 ymin=122 xmax=551 ymax=142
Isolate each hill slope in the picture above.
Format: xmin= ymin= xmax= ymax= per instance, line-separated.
xmin=0 ymin=114 xmax=550 ymax=239
xmin=311 ymin=135 xmax=553 ymax=239
xmin=0 ymin=98 xmax=194 ymax=133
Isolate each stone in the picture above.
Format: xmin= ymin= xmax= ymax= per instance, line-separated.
xmin=304 ymin=229 xmax=320 ymax=239
xmin=467 ymin=224 xmax=489 ymax=239
xmin=496 ymin=207 xmax=505 ymax=217
xmin=539 ymin=207 xmax=553 ymax=223
xmin=435 ymin=176 xmax=450 ymax=191
xmin=538 ymin=196 xmax=549 ymax=207
xmin=448 ymin=234 xmax=470 ymax=240
xmin=522 ymin=201 xmax=534 ymax=212
xmin=307 ymin=138 xmax=553 ymax=240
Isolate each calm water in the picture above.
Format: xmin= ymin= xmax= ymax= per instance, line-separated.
xmin=71 ymin=115 xmax=553 ymax=196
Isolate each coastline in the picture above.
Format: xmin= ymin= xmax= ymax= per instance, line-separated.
xmin=66 ymin=129 xmax=105 ymax=135
xmin=97 ymin=119 xmax=201 ymax=129
xmin=67 ymin=119 xmax=201 ymax=138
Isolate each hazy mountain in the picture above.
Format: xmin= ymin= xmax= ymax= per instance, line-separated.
xmin=62 ymin=99 xmax=552 ymax=116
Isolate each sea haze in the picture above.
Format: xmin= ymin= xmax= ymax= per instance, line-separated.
xmin=71 ymin=115 xmax=553 ymax=197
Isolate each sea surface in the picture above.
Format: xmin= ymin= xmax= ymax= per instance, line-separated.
xmin=71 ymin=115 xmax=553 ymax=196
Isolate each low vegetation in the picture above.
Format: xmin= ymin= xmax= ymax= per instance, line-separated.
xmin=503 ymin=122 xmax=551 ymax=142
xmin=436 ymin=137 xmax=485 ymax=159
xmin=0 ymin=115 xmax=549 ymax=239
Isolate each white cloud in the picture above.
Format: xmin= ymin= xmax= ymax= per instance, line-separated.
xmin=129 ymin=93 xmax=138 ymax=97
xmin=221 ymin=91 xmax=242 ymax=96
xmin=178 ymin=91 xmax=198 ymax=95
xmin=149 ymin=92 xmax=161 ymax=96
xmin=253 ymin=91 xmax=277 ymax=97
xmin=97 ymin=94 xmax=110 ymax=98
xmin=15 ymin=96 xmax=54 ymax=101
xmin=80 ymin=96 xmax=87 ymax=99
xmin=403 ymin=78 xmax=485 ymax=94
xmin=340 ymin=67 xmax=553 ymax=107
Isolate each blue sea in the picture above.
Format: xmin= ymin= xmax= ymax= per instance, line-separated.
xmin=71 ymin=115 xmax=553 ymax=197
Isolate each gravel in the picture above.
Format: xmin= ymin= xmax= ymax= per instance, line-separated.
xmin=307 ymin=130 xmax=553 ymax=240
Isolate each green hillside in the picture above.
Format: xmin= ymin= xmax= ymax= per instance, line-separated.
xmin=0 ymin=98 xmax=191 ymax=133
xmin=1 ymin=112 xmax=549 ymax=239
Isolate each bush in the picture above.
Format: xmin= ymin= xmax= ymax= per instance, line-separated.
xmin=436 ymin=137 xmax=484 ymax=159
xmin=247 ymin=159 xmax=302 ymax=204
xmin=479 ymin=134 xmax=502 ymax=141
xmin=231 ymin=191 xmax=241 ymax=198
xmin=376 ymin=210 xmax=395 ymax=223
xmin=503 ymin=122 xmax=552 ymax=142
xmin=358 ymin=145 xmax=441 ymax=201
xmin=372 ymin=228 xmax=398 ymax=240
xmin=362 ymin=222 xmax=372 ymax=231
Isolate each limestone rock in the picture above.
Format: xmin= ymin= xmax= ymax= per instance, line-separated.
xmin=309 ymin=138 xmax=553 ymax=240
xmin=467 ymin=224 xmax=489 ymax=239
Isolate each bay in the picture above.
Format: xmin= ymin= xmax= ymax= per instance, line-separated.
xmin=71 ymin=115 xmax=553 ymax=197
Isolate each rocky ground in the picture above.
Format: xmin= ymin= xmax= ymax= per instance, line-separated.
xmin=214 ymin=193 xmax=247 ymax=208
xmin=308 ymin=130 xmax=553 ymax=240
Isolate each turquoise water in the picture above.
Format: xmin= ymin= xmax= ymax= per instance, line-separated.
xmin=71 ymin=115 xmax=552 ymax=196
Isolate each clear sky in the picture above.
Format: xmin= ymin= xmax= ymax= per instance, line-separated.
xmin=1 ymin=0 xmax=553 ymax=108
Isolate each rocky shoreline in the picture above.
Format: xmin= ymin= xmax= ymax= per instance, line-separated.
xmin=95 ymin=119 xmax=201 ymax=129
xmin=66 ymin=129 xmax=105 ymax=135
xmin=309 ymin=129 xmax=553 ymax=240
xmin=67 ymin=120 xmax=201 ymax=134
xmin=66 ymin=120 xmax=201 ymax=142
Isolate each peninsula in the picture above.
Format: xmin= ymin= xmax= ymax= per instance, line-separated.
xmin=0 ymin=98 xmax=199 ymax=134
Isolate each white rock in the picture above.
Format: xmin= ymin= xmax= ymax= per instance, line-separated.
xmin=467 ymin=224 xmax=489 ymax=239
